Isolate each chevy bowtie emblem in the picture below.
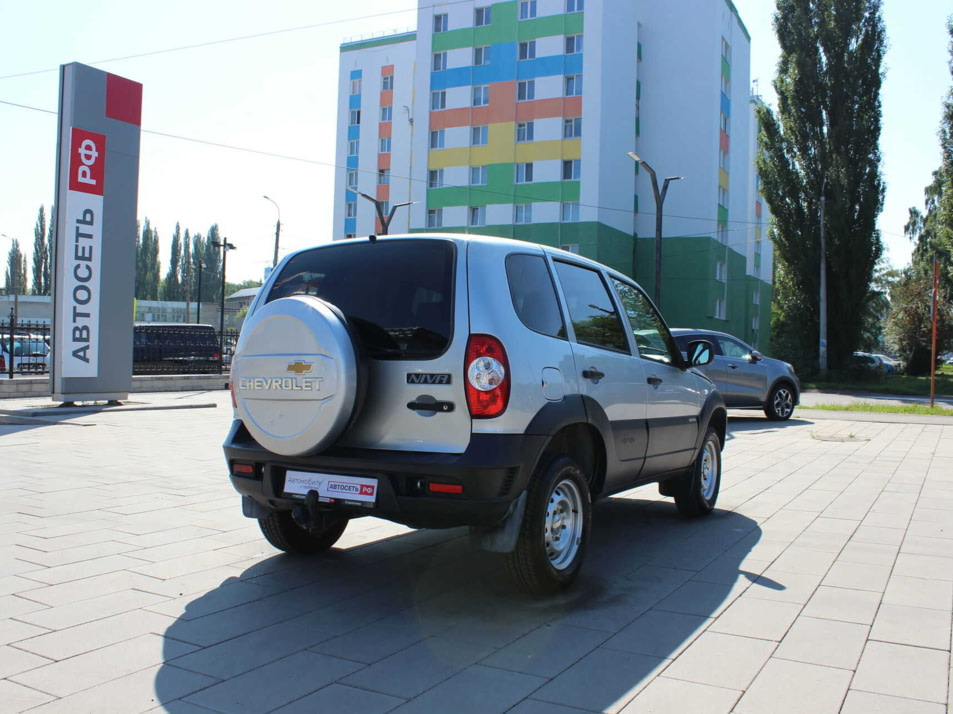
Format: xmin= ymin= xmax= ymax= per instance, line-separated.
xmin=286 ymin=361 xmax=314 ymax=375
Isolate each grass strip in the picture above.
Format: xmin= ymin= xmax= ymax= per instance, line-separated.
xmin=801 ymin=402 xmax=953 ymax=417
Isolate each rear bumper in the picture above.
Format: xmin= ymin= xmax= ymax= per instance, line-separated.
xmin=223 ymin=420 xmax=545 ymax=529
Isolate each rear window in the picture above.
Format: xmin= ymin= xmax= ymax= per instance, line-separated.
xmin=266 ymin=239 xmax=455 ymax=360
xmin=505 ymin=254 xmax=565 ymax=338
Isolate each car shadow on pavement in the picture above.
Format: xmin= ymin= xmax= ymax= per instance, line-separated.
xmin=726 ymin=415 xmax=816 ymax=437
xmin=155 ymin=498 xmax=764 ymax=712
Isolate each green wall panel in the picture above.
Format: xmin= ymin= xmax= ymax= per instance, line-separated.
xmin=432 ymin=3 xmax=583 ymax=51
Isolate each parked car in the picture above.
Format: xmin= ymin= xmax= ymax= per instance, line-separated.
xmin=224 ymin=234 xmax=727 ymax=594
xmin=871 ymin=353 xmax=901 ymax=374
xmin=0 ymin=335 xmax=50 ymax=374
xmin=851 ymin=351 xmax=887 ymax=378
xmin=671 ymin=329 xmax=800 ymax=420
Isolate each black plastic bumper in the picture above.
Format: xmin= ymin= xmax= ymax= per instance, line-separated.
xmin=223 ymin=420 xmax=546 ymax=529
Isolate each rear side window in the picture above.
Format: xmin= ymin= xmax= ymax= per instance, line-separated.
xmin=553 ymin=261 xmax=628 ymax=353
xmin=266 ymin=240 xmax=455 ymax=360
xmin=505 ymin=254 xmax=565 ymax=338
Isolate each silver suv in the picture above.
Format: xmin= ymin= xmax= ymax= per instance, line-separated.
xmin=671 ymin=329 xmax=800 ymax=420
xmin=224 ymin=234 xmax=726 ymax=594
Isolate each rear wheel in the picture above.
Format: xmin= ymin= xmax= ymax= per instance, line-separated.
xmin=764 ymin=383 xmax=796 ymax=420
xmin=258 ymin=510 xmax=349 ymax=554
xmin=505 ymin=454 xmax=591 ymax=595
xmin=673 ymin=426 xmax=721 ymax=517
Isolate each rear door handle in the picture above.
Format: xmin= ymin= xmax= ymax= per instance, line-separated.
xmin=728 ymin=364 xmax=739 ymax=370
xmin=647 ymin=375 xmax=663 ymax=385
xmin=582 ymin=368 xmax=605 ymax=381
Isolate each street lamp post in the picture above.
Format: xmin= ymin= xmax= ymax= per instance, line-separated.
xmin=210 ymin=239 xmax=236 ymax=370
xmin=263 ymin=195 xmax=281 ymax=268
xmin=1 ymin=234 xmax=20 ymax=379
xmin=347 ymin=189 xmax=414 ymax=236
xmin=628 ymin=153 xmax=683 ymax=307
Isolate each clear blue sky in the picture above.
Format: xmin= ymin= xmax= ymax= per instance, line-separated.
xmin=0 ymin=0 xmax=949 ymax=284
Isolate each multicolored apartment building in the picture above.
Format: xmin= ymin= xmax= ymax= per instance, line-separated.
xmin=334 ymin=0 xmax=773 ymax=350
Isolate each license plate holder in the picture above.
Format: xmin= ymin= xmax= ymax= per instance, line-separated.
xmin=283 ymin=470 xmax=378 ymax=508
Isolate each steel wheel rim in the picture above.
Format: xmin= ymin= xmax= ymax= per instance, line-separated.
xmin=700 ymin=440 xmax=718 ymax=501
xmin=544 ymin=478 xmax=583 ymax=571
xmin=773 ymin=388 xmax=793 ymax=418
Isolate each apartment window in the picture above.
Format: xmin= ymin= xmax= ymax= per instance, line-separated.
xmin=561 ymin=201 xmax=580 ymax=222
xmin=379 ymin=201 xmax=390 ymax=217
xmin=721 ymin=73 xmax=730 ymax=95
xmin=514 ymin=204 xmax=533 ymax=224
xmin=350 ymin=78 xmax=362 ymax=95
xmin=345 ymin=202 xmax=357 ymax=218
xmin=434 ymin=13 xmax=448 ymax=33
xmin=516 ymin=121 xmax=534 ymax=142
xmin=565 ymin=74 xmax=583 ymax=96
xmin=470 ymin=165 xmax=488 ymax=185
xmin=717 ymin=225 xmax=728 ymax=244
xmin=560 ymin=243 xmax=580 ymax=253
xmin=378 ymin=169 xmax=390 ymax=185
xmin=349 ymin=109 xmax=361 ymax=125
xmin=430 ymin=129 xmax=445 ymax=149
xmin=753 ymin=290 xmax=761 ymax=305
xmin=563 ymin=117 xmax=582 ymax=138
xmin=519 ymin=0 xmax=537 ymax=19
xmin=752 ymin=316 xmax=760 ymax=332
xmin=721 ymin=38 xmax=731 ymax=62
xmin=428 ymin=169 xmax=444 ymax=188
xmin=469 ymin=206 xmax=486 ymax=227
xmin=380 ymin=105 xmax=393 ymax=121
xmin=566 ymin=35 xmax=583 ymax=54
xmin=379 ymin=137 xmax=391 ymax=153
xmin=471 ymin=125 xmax=489 ymax=146
xmin=431 ymin=90 xmax=446 ymax=110
xmin=474 ymin=45 xmax=490 ymax=66
xmin=381 ymin=74 xmax=394 ymax=90
xmin=519 ymin=40 xmax=536 ymax=61
xmin=562 ymin=159 xmax=581 ymax=180
xmin=517 ymin=79 xmax=535 ymax=101
xmin=346 ymin=170 xmax=358 ymax=188
xmin=719 ymin=148 xmax=729 ymax=170
xmin=567 ymin=0 xmax=584 ymax=11
xmin=428 ymin=208 xmax=443 ymax=228
xmin=432 ymin=51 xmax=447 ymax=72
xmin=472 ymin=85 xmax=490 ymax=106
xmin=345 ymin=233 xmax=356 ymax=239
xmin=475 ymin=6 xmax=491 ymax=26
xmin=716 ymin=261 xmax=726 ymax=282
xmin=718 ymin=186 xmax=729 ymax=207
xmin=347 ymin=140 xmax=360 ymax=156
xmin=720 ymin=111 xmax=730 ymax=134
xmin=515 ymin=162 xmax=534 ymax=184
xmin=715 ymin=298 xmax=726 ymax=320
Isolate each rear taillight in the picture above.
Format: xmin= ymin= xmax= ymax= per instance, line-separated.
xmin=465 ymin=334 xmax=509 ymax=418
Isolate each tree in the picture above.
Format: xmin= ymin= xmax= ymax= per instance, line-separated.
xmin=757 ymin=0 xmax=886 ymax=374
xmin=31 ymin=205 xmax=51 ymax=295
xmin=162 ymin=223 xmax=182 ymax=301
xmin=135 ymin=219 xmax=161 ymax=300
xmin=4 ymin=239 xmax=28 ymax=299
xmin=180 ymin=228 xmax=192 ymax=310
xmin=203 ymin=224 xmax=223 ymax=303
xmin=884 ymin=268 xmax=952 ymax=374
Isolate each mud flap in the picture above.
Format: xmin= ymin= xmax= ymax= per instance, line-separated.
xmin=468 ymin=492 xmax=527 ymax=553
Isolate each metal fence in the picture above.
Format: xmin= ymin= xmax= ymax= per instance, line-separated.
xmin=2 ymin=318 xmax=239 ymax=376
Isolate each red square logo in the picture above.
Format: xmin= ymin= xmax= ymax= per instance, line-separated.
xmin=68 ymin=128 xmax=107 ymax=196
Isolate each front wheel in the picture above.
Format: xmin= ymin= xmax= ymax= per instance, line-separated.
xmin=258 ymin=510 xmax=349 ymax=554
xmin=764 ymin=383 xmax=796 ymax=420
xmin=673 ymin=427 xmax=721 ymax=517
xmin=505 ymin=454 xmax=592 ymax=595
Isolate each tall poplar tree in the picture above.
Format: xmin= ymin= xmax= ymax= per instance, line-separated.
xmin=135 ymin=219 xmax=161 ymax=300
xmin=162 ymin=223 xmax=182 ymax=301
xmin=32 ymin=205 xmax=51 ymax=295
xmin=757 ymin=0 xmax=886 ymax=373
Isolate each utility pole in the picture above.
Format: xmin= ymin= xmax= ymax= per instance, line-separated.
xmin=195 ymin=262 xmax=204 ymax=324
xmin=627 ymin=153 xmax=683 ymax=307
xmin=818 ymin=195 xmax=828 ymax=374
xmin=211 ymin=239 xmax=236 ymax=371
xmin=931 ymin=259 xmax=939 ymax=408
xmin=263 ymin=195 xmax=281 ymax=268
xmin=347 ymin=189 xmax=414 ymax=235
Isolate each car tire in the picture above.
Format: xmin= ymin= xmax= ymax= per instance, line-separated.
xmin=505 ymin=454 xmax=591 ymax=595
xmin=258 ymin=510 xmax=349 ymax=554
xmin=673 ymin=426 xmax=721 ymax=517
xmin=764 ymin=382 xmax=796 ymax=420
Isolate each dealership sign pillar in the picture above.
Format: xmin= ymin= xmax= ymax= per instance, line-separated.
xmin=52 ymin=63 xmax=141 ymax=402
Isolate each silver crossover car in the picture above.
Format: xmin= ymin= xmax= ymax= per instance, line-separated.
xmin=672 ymin=329 xmax=800 ymax=420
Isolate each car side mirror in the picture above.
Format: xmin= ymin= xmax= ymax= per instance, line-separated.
xmin=685 ymin=340 xmax=713 ymax=367
xmin=750 ymin=350 xmax=763 ymax=363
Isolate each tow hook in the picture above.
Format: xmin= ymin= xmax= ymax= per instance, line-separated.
xmin=292 ymin=490 xmax=323 ymax=532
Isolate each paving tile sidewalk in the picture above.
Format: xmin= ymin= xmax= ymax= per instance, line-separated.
xmin=0 ymin=396 xmax=951 ymax=713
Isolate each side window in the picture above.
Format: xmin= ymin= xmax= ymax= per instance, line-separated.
xmin=506 ymin=254 xmax=565 ymax=339
xmin=554 ymin=262 xmax=628 ymax=353
xmin=610 ymin=278 xmax=680 ymax=365
xmin=720 ymin=338 xmax=750 ymax=359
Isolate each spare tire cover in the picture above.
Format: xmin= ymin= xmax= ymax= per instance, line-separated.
xmin=232 ymin=295 xmax=360 ymax=456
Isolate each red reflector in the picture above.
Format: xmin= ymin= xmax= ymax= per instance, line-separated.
xmin=232 ymin=463 xmax=255 ymax=475
xmin=428 ymin=482 xmax=464 ymax=494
